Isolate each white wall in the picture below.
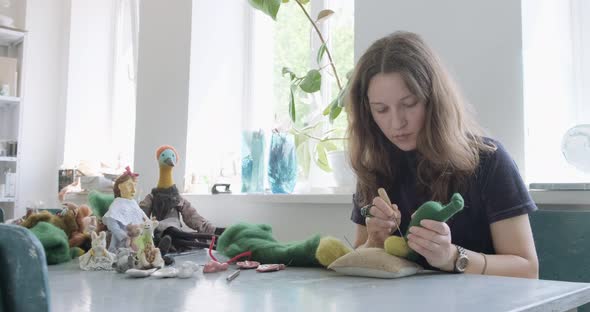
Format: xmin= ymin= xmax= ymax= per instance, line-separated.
xmin=63 ymin=0 xmax=115 ymax=166
xmin=188 ymin=195 xmax=355 ymax=242
xmin=355 ymin=0 xmax=525 ymax=174
xmin=133 ymin=0 xmax=192 ymax=195
xmin=17 ymin=0 xmax=71 ymax=216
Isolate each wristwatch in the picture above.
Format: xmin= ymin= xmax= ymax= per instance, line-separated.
xmin=454 ymin=245 xmax=469 ymax=273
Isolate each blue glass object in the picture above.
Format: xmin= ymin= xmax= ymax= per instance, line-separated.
xmin=268 ymin=131 xmax=297 ymax=194
xmin=241 ymin=130 xmax=266 ymax=193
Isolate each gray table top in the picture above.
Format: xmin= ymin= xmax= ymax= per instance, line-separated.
xmin=48 ymin=249 xmax=590 ymax=312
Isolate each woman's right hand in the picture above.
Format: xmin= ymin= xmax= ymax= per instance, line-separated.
xmin=365 ymin=196 xmax=401 ymax=248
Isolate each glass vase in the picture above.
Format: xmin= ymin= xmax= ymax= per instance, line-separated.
xmin=241 ymin=129 xmax=266 ymax=193
xmin=268 ymin=131 xmax=297 ymax=194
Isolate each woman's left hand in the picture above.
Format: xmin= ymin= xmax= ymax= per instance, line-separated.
xmin=406 ymin=219 xmax=457 ymax=271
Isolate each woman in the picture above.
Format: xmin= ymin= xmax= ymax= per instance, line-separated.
xmin=347 ymin=31 xmax=538 ymax=278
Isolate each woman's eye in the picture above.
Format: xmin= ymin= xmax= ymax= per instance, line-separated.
xmin=403 ymin=101 xmax=418 ymax=108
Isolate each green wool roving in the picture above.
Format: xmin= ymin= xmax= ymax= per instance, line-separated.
xmin=217 ymin=222 xmax=322 ymax=267
xmin=404 ymin=193 xmax=464 ymax=260
xmin=88 ymin=191 xmax=114 ymax=218
xmin=29 ymin=221 xmax=72 ymax=265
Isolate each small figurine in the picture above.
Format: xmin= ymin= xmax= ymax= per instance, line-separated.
xmin=112 ymin=248 xmax=135 ymax=273
xmin=133 ymin=219 xmax=165 ymax=270
xmin=78 ymin=231 xmax=116 ymax=271
xmin=126 ymin=223 xmax=142 ymax=251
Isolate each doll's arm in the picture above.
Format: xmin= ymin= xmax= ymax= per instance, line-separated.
xmin=102 ymin=217 xmax=128 ymax=243
xmin=139 ymin=194 xmax=153 ymax=218
xmin=180 ymin=199 xmax=216 ymax=234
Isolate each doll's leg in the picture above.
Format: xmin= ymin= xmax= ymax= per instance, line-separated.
xmin=158 ymin=235 xmax=172 ymax=255
xmin=171 ymin=238 xmax=214 ymax=250
xmin=163 ymin=227 xmax=218 ymax=241
xmin=155 ymin=235 xmax=175 ymax=266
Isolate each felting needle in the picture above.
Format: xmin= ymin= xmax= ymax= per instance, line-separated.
xmin=343 ymin=235 xmax=360 ymax=254
xmin=377 ymin=188 xmax=404 ymax=237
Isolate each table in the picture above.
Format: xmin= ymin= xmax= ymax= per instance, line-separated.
xmin=48 ymin=249 xmax=590 ymax=312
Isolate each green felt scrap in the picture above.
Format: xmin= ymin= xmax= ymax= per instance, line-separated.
xmin=217 ymin=222 xmax=321 ymax=267
xmin=29 ymin=221 xmax=72 ymax=265
xmin=88 ymin=191 xmax=114 ymax=218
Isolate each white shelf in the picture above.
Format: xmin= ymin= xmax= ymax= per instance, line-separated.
xmin=0 ymin=156 xmax=16 ymax=162
xmin=0 ymin=197 xmax=15 ymax=203
xmin=0 ymin=95 xmax=20 ymax=108
xmin=0 ymin=26 xmax=25 ymax=46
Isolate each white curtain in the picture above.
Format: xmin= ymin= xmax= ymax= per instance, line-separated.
xmin=110 ymin=0 xmax=139 ymax=169
xmin=523 ymin=0 xmax=590 ymax=183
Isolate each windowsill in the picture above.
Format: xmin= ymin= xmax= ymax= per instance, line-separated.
xmin=65 ymin=189 xmax=589 ymax=206
xmin=529 ymin=189 xmax=590 ymax=206
xmin=185 ymin=189 xmax=590 ymax=206
xmin=185 ymin=192 xmax=353 ymax=205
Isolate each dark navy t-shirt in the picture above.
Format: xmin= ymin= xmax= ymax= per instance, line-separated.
xmin=350 ymin=138 xmax=537 ymax=267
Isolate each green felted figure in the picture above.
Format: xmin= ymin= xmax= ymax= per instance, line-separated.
xmin=218 ymin=194 xmax=464 ymax=269
xmin=87 ymin=190 xmax=114 ymax=218
xmin=29 ymin=221 xmax=73 ymax=265
xmin=217 ymin=223 xmax=351 ymax=267
xmin=385 ymin=193 xmax=464 ymax=261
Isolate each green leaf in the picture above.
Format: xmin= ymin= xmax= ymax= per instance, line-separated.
xmin=299 ymin=69 xmax=321 ymax=93
xmin=282 ymin=67 xmax=297 ymax=81
xmin=289 ymin=87 xmax=296 ymax=122
xmin=323 ymin=141 xmax=338 ymax=152
xmin=323 ymin=95 xmax=339 ymax=116
xmin=248 ymin=0 xmax=282 ymax=20
xmin=316 ymin=9 xmax=335 ymax=23
xmin=337 ymin=86 xmax=347 ymax=107
xmin=282 ymin=0 xmax=289 ymax=2
xmin=296 ymin=137 xmax=311 ymax=177
xmin=329 ymin=102 xmax=342 ymax=123
xmin=314 ymin=143 xmax=332 ymax=172
xmin=293 ymin=131 xmax=309 ymax=147
xmin=316 ymin=43 xmax=327 ymax=65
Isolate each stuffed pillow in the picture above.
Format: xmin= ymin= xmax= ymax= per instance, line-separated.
xmin=328 ymin=247 xmax=422 ymax=278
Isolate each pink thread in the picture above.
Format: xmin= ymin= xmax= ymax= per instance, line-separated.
xmin=208 ymin=235 xmax=252 ymax=264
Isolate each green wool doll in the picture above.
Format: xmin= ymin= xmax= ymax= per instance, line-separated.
xmin=216 ymin=193 xmax=464 ymax=273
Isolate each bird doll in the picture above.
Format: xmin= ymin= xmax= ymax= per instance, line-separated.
xmin=139 ymin=145 xmax=225 ymax=260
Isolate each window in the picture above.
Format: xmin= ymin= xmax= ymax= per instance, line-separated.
xmin=110 ymin=0 xmax=139 ymax=170
xmin=62 ymin=0 xmax=138 ymax=172
xmin=185 ymin=1 xmax=354 ymax=193
xmin=522 ymin=0 xmax=590 ymax=185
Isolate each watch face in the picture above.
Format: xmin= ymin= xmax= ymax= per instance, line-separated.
xmin=457 ymin=255 xmax=469 ymax=272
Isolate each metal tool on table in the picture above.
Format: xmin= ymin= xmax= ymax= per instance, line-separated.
xmin=226 ymin=269 xmax=240 ymax=282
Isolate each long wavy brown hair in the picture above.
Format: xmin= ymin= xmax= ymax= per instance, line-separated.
xmin=347 ymin=31 xmax=495 ymax=206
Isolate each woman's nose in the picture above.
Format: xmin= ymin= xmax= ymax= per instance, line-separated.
xmin=391 ymin=109 xmax=407 ymax=130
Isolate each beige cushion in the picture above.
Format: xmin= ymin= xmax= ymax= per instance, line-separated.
xmin=328 ymin=247 xmax=422 ymax=278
